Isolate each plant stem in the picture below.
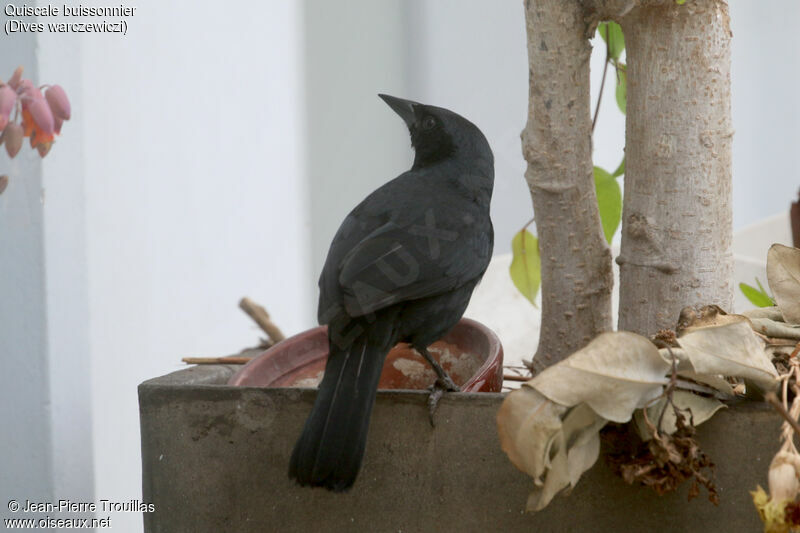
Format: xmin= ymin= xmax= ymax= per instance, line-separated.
xmin=523 ymin=216 xmax=535 ymax=231
xmin=766 ymin=391 xmax=800 ymax=439
xmin=657 ymin=346 xmax=678 ymax=432
xmin=182 ymin=356 xmax=253 ymax=365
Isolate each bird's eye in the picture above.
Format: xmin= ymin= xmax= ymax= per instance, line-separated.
xmin=422 ymin=116 xmax=436 ymax=130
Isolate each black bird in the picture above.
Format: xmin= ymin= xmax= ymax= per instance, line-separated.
xmin=288 ymin=94 xmax=494 ymax=492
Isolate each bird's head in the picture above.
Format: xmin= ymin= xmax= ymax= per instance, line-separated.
xmin=378 ymin=94 xmax=492 ymax=172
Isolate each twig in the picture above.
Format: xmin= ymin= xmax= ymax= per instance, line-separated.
xmin=518 ymin=216 xmax=535 ymax=233
xmin=791 ymin=341 xmax=800 ymax=359
xmin=239 ymin=297 xmax=285 ymax=343
xmin=503 ymin=374 xmax=531 ymax=383
xmin=657 ymin=345 xmax=679 ymax=432
xmin=766 ymin=391 xmax=800 ymax=439
xmin=649 ymin=341 xmax=687 ymax=434
xmin=182 ymin=356 xmax=253 ymax=365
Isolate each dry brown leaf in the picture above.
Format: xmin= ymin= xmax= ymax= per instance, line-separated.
xmin=561 ymin=403 xmax=605 ymax=486
xmin=767 ymin=244 xmax=800 ymax=324
xmin=676 ymin=318 xmax=778 ymax=392
xmin=522 ymin=403 xmax=606 ymax=512
xmin=526 ymin=435 xmax=569 ymax=511
xmin=677 ymin=304 xmax=742 ymax=335
xmin=750 ymin=318 xmax=800 ymax=340
xmin=530 ymin=332 xmax=670 ymax=422
xmin=634 ymin=390 xmax=726 ymax=441
xmin=741 ymin=306 xmax=784 ymax=321
xmin=496 ymin=385 xmax=566 ymax=481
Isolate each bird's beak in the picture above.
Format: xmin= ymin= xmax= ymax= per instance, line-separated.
xmin=378 ymin=94 xmax=419 ymax=126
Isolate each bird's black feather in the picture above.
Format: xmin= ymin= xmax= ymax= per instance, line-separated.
xmin=290 ymin=94 xmax=494 ymax=491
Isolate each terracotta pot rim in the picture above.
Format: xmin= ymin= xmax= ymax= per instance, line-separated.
xmin=450 ymin=317 xmax=503 ymax=392
xmin=227 ymin=317 xmax=503 ymax=392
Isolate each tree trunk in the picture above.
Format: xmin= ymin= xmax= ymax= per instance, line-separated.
xmin=522 ymin=0 xmax=614 ymax=370
xmin=617 ymin=0 xmax=734 ymax=335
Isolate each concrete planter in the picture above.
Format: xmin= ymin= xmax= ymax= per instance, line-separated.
xmin=140 ymin=364 xmax=779 ymax=532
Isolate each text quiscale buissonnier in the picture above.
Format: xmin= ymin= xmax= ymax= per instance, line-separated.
xmin=5 ymin=4 xmax=137 ymax=17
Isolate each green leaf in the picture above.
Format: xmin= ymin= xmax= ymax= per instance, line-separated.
xmin=756 ymin=277 xmax=770 ymax=297
xmin=594 ymin=166 xmax=622 ymax=243
xmin=615 ymin=65 xmax=627 ymax=114
xmin=676 ymin=0 xmax=687 ymax=4
xmin=739 ymin=282 xmax=774 ymax=308
xmin=611 ymin=157 xmax=625 ymax=178
xmin=510 ymin=229 xmax=541 ymax=307
xmin=597 ymin=22 xmax=625 ymax=61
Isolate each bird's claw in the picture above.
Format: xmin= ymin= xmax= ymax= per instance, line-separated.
xmin=439 ymin=374 xmax=460 ymax=393
xmin=427 ymin=387 xmax=444 ymax=427
xmin=427 ymin=377 xmax=460 ymax=427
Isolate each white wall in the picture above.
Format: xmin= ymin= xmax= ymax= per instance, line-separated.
xmin=305 ymin=0 xmax=412 ymax=286
xmin=729 ymin=0 xmax=800 ymax=230
xmin=0 ymin=2 xmax=309 ymax=531
xmin=39 ymin=22 xmax=94 ymax=508
xmin=80 ymin=2 xmax=308 ymax=529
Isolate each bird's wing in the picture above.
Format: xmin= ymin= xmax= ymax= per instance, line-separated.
xmin=337 ymin=214 xmax=491 ymax=317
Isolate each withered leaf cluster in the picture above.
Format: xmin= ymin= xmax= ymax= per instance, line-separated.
xmin=603 ymin=409 xmax=719 ymax=505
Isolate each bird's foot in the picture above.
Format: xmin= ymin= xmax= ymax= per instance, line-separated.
xmin=427 ymin=377 xmax=460 ymax=427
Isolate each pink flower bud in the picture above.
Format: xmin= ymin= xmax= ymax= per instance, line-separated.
xmin=28 ymin=98 xmax=54 ymax=137
xmin=53 ymin=115 xmax=63 ymax=135
xmin=18 ymin=79 xmax=42 ymax=103
xmin=36 ymin=142 xmax=51 ymax=158
xmin=45 ymin=85 xmax=70 ymax=120
xmin=0 ymin=85 xmax=16 ymax=130
xmin=4 ymin=122 xmax=23 ymax=158
xmin=8 ymin=66 xmax=23 ymax=90
xmin=0 ymin=175 xmax=8 ymax=195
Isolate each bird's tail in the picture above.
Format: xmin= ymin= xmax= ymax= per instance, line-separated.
xmin=289 ymin=327 xmax=393 ymax=491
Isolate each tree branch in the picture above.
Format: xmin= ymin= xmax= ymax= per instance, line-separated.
xmin=523 ymin=0 xmax=614 ymax=370
xmin=239 ymin=297 xmax=285 ymax=344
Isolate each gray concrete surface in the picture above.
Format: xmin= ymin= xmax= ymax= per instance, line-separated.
xmin=140 ymin=365 xmax=779 ymax=532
